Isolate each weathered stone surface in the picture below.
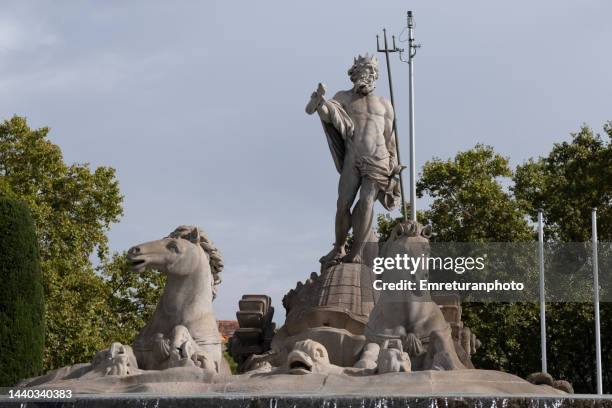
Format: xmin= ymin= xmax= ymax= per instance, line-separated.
xmin=272 ymin=263 xmax=379 ymax=366
xmin=6 ymin=369 xmax=568 ymax=396
xmin=363 ymin=221 xmax=469 ymax=371
xmin=273 ymin=327 xmax=365 ymax=368
xmin=282 ymin=263 xmax=378 ymax=335
xmin=553 ymin=380 xmax=575 ymax=394
xmin=229 ymin=295 xmax=275 ymax=371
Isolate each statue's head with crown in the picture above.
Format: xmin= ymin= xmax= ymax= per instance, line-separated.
xmin=348 ymin=54 xmax=379 ymax=95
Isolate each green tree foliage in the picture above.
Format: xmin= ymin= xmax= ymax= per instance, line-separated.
xmin=514 ymin=123 xmax=611 ymax=241
xmin=97 ymin=253 xmax=166 ymax=346
xmin=224 ymin=349 xmax=238 ymax=374
xmin=404 ymin=144 xmax=539 ymax=378
xmin=417 ymin=144 xmax=533 ymax=242
xmin=512 ymin=123 xmax=612 ymax=393
xmin=0 ymin=198 xmax=44 ymax=386
xmin=0 ymin=116 xmax=123 ymax=370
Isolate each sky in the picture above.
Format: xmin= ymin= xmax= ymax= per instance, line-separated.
xmin=1 ymin=1 xmax=610 ymax=320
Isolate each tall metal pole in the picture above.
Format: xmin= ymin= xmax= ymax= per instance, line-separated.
xmin=377 ymin=30 xmax=407 ymax=222
xmin=537 ymin=210 xmax=547 ymax=374
xmin=407 ymin=11 xmax=417 ymax=222
xmin=592 ymin=207 xmax=603 ymax=395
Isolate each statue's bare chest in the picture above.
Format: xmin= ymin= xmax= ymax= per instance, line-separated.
xmin=343 ymin=96 xmax=386 ymax=120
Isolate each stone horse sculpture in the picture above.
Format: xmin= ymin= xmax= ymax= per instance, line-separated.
xmin=19 ymin=225 xmax=228 ymax=387
xmin=357 ymin=220 xmax=467 ymax=371
xmin=125 ymin=225 xmax=227 ymax=373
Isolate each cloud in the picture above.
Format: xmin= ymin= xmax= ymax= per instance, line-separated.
xmin=0 ymin=14 xmax=57 ymax=53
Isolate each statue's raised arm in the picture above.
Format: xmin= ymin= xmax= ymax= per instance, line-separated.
xmin=305 ymin=83 xmax=326 ymax=116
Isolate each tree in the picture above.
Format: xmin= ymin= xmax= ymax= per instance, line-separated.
xmin=0 ymin=116 xmax=123 ymax=370
xmin=403 ymin=144 xmax=541 ymax=377
xmin=417 ymin=144 xmax=533 ymax=242
xmin=513 ymin=123 xmax=612 ymax=393
xmin=514 ymin=122 xmax=611 ymax=241
xmin=0 ymin=198 xmax=44 ymax=386
xmin=97 ymin=252 xmax=165 ymax=346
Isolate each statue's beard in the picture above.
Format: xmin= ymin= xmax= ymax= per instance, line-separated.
xmin=353 ymin=76 xmax=376 ymax=95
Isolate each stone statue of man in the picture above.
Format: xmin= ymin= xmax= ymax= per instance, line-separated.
xmin=306 ymin=54 xmax=401 ymax=265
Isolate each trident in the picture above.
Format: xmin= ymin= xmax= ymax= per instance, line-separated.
xmin=377 ymin=28 xmax=408 ymax=222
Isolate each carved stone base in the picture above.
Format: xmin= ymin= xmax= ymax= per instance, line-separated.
xmin=10 ymin=369 xmax=568 ymax=396
xmin=272 ymin=326 xmax=366 ymax=367
xmin=274 ymin=263 xmax=379 ymax=366
xmin=282 ymin=263 xmax=378 ymax=338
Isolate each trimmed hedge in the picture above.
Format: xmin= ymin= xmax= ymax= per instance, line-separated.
xmin=0 ymin=197 xmax=44 ymax=386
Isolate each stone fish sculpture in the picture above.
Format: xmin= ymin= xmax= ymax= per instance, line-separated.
xmin=253 ymin=339 xmax=374 ymax=376
xmin=286 ymin=340 xmax=346 ymax=375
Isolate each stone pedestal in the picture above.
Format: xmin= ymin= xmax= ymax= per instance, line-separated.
xmin=274 ymin=263 xmax=379 ymax=366
xmin=0 ymin=369 xmax=574 ymax=402
xmin=283 ymin=263 xmax=378 ymax=336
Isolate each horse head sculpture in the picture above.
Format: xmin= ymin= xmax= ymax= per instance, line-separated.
xmin=125 ymin=225 xmax=226 ymax=373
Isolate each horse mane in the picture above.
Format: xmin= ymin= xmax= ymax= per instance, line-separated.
xmin=168 ymin=225 xmax=224 ymax=299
